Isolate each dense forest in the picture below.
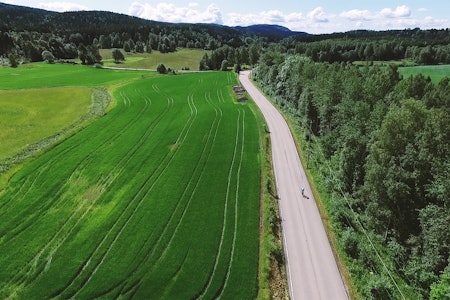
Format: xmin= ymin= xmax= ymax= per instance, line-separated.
xmin=202 ymin=28 xmax=450 ymax=70
xmin=0 ymin=3 xmax=301 ymax=66
xmin=2 ymin=3 xmax=450 ymax=69
xmin=253 ymin=55 xmax=450 ymax=298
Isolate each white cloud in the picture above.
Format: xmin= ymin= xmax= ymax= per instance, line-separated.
xmin=418 ymin=8 xmax=428 ymax=13
xmin=421 ymin=16 xmax=449 ymax=29
xmin=379 ymin=5 xmax=411 ymax=18
xmin=260 ymin=10 xmax=286 ymax=23
xmin=285 ymin=12 xmax=304 ymax=23
xmin=307 ymin=7 xmax=329 ymax=23
xmin=37 ymin=2 xmax=88 ymax=12
xmin=128 ymin=2 xmax=222 ymax=24
xmin=334 ymin=5 xmax=450 ymax=33
xmin=127 ymin=2 xmax=449 ymax=34
xmin=340 ymin=9 xmax=372 ymax=21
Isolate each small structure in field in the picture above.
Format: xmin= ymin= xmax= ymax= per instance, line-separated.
xmin=233 ymin=85 xmax=246 ymax=95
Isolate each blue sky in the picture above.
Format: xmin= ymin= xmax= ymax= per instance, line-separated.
xmin=3 ymin=1 xmax=450 ymax=34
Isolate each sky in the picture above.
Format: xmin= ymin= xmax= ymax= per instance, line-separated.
xmin=3 ymin=1 xmax=450 ymax=34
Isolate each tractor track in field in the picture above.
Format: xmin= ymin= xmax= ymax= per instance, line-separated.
xmin=0 ymin=94 xmax=132 ymax=229
xmin=2 ymin=90 xmax=157 ymax=294
xmin=0 ymin=97 xmax=134 ymax=283
xmin=53 ymin=83 xmax=202 ymax=298
xmin=51 ymin=89 xmax=177 ymax=299
xmin=198 ymin=108 xmax=246 ymax=299
xmin=93 ymin=80 xmax=239 ymax=298
xmin=0 ymin=88 xmax=121 ymax=216
xmin=96 ymin=79 xmax=222 ymax=297
xmin=101 ymin=89 xmax=224 ymax=298
xmin=1 ymin=91 xmax=143 ymax=242
xmin=150 ymin=90 xmax=224 ymax=296
xmin=1 ymin=72 xmax=260 ymax=299
xmin=220 ymin=108 xmax=246 ymax=297
xmin=91 ymin=92 xmax=201 ymax=298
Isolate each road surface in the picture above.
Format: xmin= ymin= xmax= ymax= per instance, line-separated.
xmin=239 ymin=71 xmax=349 ymax=300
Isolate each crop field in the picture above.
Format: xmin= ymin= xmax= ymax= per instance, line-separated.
xmin=0 ymin=63 xmax=150 ymax=186
xmin=399 ymin=64 xmax=450 ymax=83
xmin=0 ymin=70 xmax=261 ymax=299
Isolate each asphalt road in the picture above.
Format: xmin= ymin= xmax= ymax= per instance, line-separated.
xmin=239 ymin=70 xmax=349 ymax=300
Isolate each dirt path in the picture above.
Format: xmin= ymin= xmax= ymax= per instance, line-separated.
xmin=239 ymin=70 xmax=348 ymax=300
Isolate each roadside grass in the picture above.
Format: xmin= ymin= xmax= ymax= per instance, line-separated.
xmin=399 ymin=64 xmax=450 ymax=84
xmin=0 ymin=87 xmax=92 ymax=161
xmin=100 ymin=48 xmax=209 ymax=70
xmin=257 ymin=128 xmax=289 ymax=300
xmin=0 ymin=72 xmax=262 ymax=299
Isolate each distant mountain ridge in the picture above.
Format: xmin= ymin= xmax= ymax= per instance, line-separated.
xmin=235 ymin=24 xmax=308 ymax=37
xmin=0 ymin=2 xmax=307 ymax=39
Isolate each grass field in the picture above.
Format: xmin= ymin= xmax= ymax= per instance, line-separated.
xmin=0 ymin=69 xmax=261 ymax=299
xmin=352 ymin=61 xmax=450 ymax=84
xmin=100 ymin=48 xmax=208 ymax=71
xmin=0 ymin=87 xmax=92 ymax=161
xmin=399 ymin=64 xmax=450 ymax=84
xmin=0 ymin=62 xmax=150 ymax=90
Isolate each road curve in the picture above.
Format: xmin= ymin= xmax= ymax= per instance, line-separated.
xmin=239 ymin=70 xmax=349 ymax=300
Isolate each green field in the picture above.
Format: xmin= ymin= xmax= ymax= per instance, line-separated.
xmin=0 ymin=68 xmax=261 ymax=299
xmin=0 ymin=87 xmax=92 ymax=161
xmin=100 ymin=48 xmax=208 ymax=71
xmin=399 ymin=64 xmax=450 ymax=83
xmin=0 ymin=63 xmax=150 ymax=184
xmin=352 ymin=62 xmax=450 ymax=84
xmin=0 ymin=62 xmax=150 ymax=90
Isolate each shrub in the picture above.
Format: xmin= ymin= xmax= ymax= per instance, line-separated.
xmin=157 ymin=63 xmax=167 ymax=74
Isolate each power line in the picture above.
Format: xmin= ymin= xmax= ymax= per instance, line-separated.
xmin=305 ymin=124 xmax=406 ymax=300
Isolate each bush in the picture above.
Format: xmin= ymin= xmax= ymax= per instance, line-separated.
xmin=42 ymin=50 xmax=55 ymax=64
xmin=8 ymin=53 xmax=19 ymax=68
xmin=220 ymin=59 xmax=228 ymax=71
xmin=341 ymin=228 xmax=359 ymax=259
xmin=157 ymin=63 xmax=167 ymax=74
xmin=430 ymin=268 xmax=450 ymax=300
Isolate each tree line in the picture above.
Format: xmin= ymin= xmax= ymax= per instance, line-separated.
xmin=253 ymin=54 xmax=449 ymax=298
xmin=199 ymin=42 xmax=262 ymax=71
xmin=277 ymin=28 xmax=450 ymax=64
xmin=200 ymin=29 xmax=450 ymax=71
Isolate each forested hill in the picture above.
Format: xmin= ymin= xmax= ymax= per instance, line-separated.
xmin=0 ymin=3 xmax=227 ymax=38
xmin=2 ymin=2 xmax=450 ymax=69
xmin=0 ymin=2 xmax=302 ymax=41
xmin=0 ymin=2 xmax=312 ymax=66
xmin=235 ymin=24 xmax=308 ymax=38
